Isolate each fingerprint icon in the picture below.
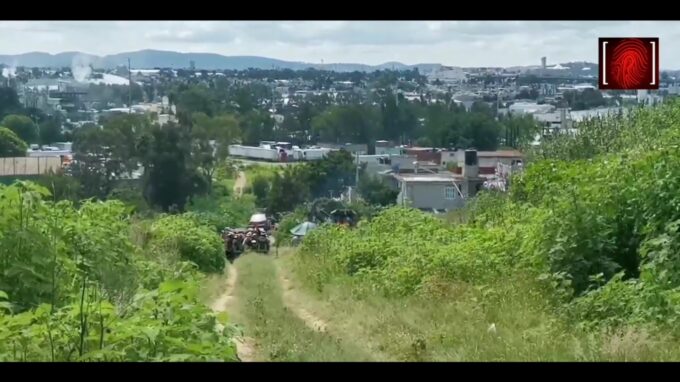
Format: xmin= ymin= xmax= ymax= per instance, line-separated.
xmin=611 ymin=39 xmax=649 ymax=89
xmin=599 ymin=37 xmax=658 ymax=90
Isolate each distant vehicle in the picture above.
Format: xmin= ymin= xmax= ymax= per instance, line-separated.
xmin=330 ymin=209 xmax=357 ymax=228
xmin=275 ymin=142 xmax=293 ymax=150
xmin=229 ymin=145 xmax=279 ymax=161
xmin=249 ymin=213 xmax=270 ymax=231
xmin=229 ymin=144 xmax=334 ymax=162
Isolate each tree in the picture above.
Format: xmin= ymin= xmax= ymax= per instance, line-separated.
xmin=311 ymin=104 xmax=380 ymax=148
xmin=415 ymin=136 xmax=433 ymax=147
xmin=141 ymin=122 xmax=207 ymax=212
xmin=470 ymin=101 xmax=495 ymax=119
xmin=297 ymin=101 xmax=316 ymax=134
xmin=423 ymin=103 xmax=456 ymax=147
xmin=516 ymin=88 xmax=539 ymax=100
xmin=1 ymin=114 xmax=39 ymax=144
xmin=190 ymin=112 xmax=241 ymax=188
xmin=278 ymin=113 xmax=303 ymax=142
xmin=266 ymin=166 xmax=310 ymax=215
xmin=379 ymin=91 xmax=421 ymax=143
xmin=71 ymin=125 xmax=122 ymax=199
xmin=251 ymin=175 xmax=271 ymax=207
xmin=0 ymin=87 xmax=22 ymax=119
xmin=358 ymin=174 xmax=398 ymax=206
xmin=239 ymin=110 xmax=274 ymax=146
xmin=421 ymin=103 xmax=502 ymax=150
xmin=563 ymin=89 xmax=606 ymax=111
xmin=39 ymin=117 xmax=63 ymax=145
xmin=0 ymin=126 xmax=28 ymax=157
xmin=459 ymin=113 xmax=502 ymax=151
xmin=234 ymin=87 xmax=255 ymax=112
xmin=303 ymin=150 xmax=356 ymax=199
xmin=100 ymin=114 xmax=151 ymax=178
xmin=73 ymin=115 xmax=150 ymax=199
xmin=501 ymin=114 xmax=541 ymax=149
xmin=175 ymin=85 xmax=217 ymax=123
xmin=381 ymin=91 xmax=400 ymax=140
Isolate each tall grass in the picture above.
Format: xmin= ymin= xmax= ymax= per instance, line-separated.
xmin=286 ymin=253 xmax=680 ymax=361
xmin=231 ymin=254 xmax=373 ymax=361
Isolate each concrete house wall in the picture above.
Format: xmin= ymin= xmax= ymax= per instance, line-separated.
xmin=397 ymin=181 xmax=465 ymax=211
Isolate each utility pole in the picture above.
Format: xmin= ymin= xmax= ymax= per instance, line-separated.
xmin=355 ymin=152 xmax=360 ymax=187
xmin=128 ymin=58 xmax=132 ymax=114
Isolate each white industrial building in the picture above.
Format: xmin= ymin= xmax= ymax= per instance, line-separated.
xmin=508 ymin=102 xmax=555 ymax=115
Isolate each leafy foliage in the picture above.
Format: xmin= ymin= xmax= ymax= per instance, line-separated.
xmin=1 ymin=114 xmax=38 ymax=144
xmin=140 ymin=122 xmax=208 ymax=212
xmin=190 ymin=112 xmax=241 ymax=187
xmin=148 ymin=214 xmax=225 ymax=273
xmin=357 ymin=174 xmax=398 ymax=206
xmin=251 ymin=174 xmax=271 ymax=207
xmin=0 ymin=181 xmax=237 ymax=362
xmin=0 ymin=126 xmax=28 ymax=157
xmin=298 ymin=99 xmax=680 ymax=332
xmin=266 ymin=166 xmax=311 ymax=215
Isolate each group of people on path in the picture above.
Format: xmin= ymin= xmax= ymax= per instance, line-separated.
xmin=222 ymin=225 xmax=272 ymax=262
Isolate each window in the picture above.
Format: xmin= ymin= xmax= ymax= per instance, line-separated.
xmin=445 ymin=186 xmax=456 ymax=200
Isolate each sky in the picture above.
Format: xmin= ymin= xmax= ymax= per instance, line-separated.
xmin=1 ymin=21 xmax=680 ymax=68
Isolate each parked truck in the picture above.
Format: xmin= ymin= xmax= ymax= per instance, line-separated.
xmin=228 ymin=145 xmax=280 ymax=161
xmin=229 ymin=144 xmax=335 ymax=162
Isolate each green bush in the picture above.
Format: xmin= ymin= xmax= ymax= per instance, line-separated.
xmin=108 ymin=184 xmax=151 ymax=213
xmin=274 ymin=206 xmax=308 ymax=245
xmin=188 ymin=193 xmax=255 ymax=231
xmin=300 ymin=207 xmax=521 ymax=296
xmin=0 ymin=181 xmax=237 ymax=362
xmin=148 ymin=214 xmax=225 ymax=273
xmin=251 ymin=175 xmax=270 ymax=206
xmin=0 ymin=182 xmax=138 ymax=311
xmin=0 ymin=126 xmax=28 ymax=157
xmin=0 ymin=272 xmax=237 ymax=361
xmin=34 ymin=170 xmax=81 ymax=202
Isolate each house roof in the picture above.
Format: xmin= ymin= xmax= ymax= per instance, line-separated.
xmin=393 ymin=173 xmax=461 ymax=183
xmin=477 ymin=150 xmax=523 ymax=158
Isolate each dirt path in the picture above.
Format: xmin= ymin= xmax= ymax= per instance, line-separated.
xmin=210 ymin=265 xmax=238 ymax=313
xmin=277 ymin=265 xmax=328 ymax=333
xmin=234 ymin=171 xmax=246 ymax=197
xmin=274 ymin=251 xmax=391 ymax=361
xmin=211 ymin=265 xmax=257 ymax=362
xmin=230 ymin=253 xmax=371 ymax=361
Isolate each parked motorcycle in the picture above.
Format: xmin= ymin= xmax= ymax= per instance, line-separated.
xmin=256 ymin=234 xmax=270 ymax=253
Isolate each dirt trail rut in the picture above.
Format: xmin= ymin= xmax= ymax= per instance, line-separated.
xmin=211 ymin=265 xmax=257 ymax=362
xmin=210 ymin=265 xmax=238 ymax=312
xmin=274 ymin=254 xmax=390 ymax=361
xmin=276 ymin=262 xmax=329 ymax=333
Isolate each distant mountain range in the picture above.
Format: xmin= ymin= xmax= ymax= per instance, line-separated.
xmin=0 ymin=49 xmax=443 ymax=73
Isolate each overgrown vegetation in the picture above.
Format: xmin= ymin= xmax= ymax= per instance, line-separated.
xmin=229 ymin=254 xmax=372 ymax=361
xmin=0 ymin=181 xmax=237 ymax=361
xmin=290 ymin=99 xmax=680 ymax=360
xmin=0 ymin=126 xmax=28 ymax=157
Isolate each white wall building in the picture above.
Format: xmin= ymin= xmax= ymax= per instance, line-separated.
xmin=508 ymin=102 xmax=555 ymax=115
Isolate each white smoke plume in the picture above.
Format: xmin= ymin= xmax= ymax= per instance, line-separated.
xmin=1 ymin=64 xmax=16 ymax=78
xmin=71 ymin=54 xmax=92 ymax=82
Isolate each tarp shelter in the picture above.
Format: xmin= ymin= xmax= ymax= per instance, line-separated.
xmin=290 ymin=221 xmax=318 ymax=236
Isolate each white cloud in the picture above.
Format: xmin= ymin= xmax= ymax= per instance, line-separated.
xmin=0 ymin=21 xmax=679 ymax=68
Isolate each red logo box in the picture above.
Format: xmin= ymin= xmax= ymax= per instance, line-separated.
xmin=599 ymin=37 xmax=659 ymax=90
